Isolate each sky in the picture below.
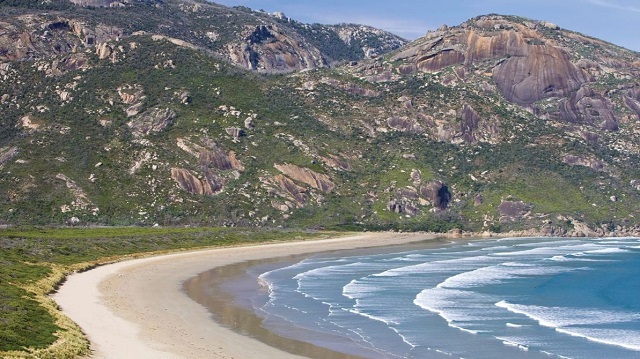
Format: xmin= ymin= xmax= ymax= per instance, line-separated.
xmin=211 ymin=0 xmax=640 ymax=52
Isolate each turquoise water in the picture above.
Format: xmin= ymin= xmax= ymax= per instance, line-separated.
xmin=248 ymin=237 xmax=640 ymax=358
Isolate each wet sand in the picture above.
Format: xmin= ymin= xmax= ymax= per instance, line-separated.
xmin=53 ymin=232 xmax=437 ymax=358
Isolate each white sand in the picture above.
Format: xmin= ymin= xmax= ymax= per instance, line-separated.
xmin=53 ymin=232 xmax=437 ymax=359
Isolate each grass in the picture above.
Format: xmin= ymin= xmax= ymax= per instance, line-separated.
xmin=0 ymin=226 xmax=335 ymax=358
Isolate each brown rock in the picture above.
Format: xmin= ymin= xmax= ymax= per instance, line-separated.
xmin=0 ymin=147 xmax=18 ymax=166
xmin=273 ymin=174 xmax=307 ymax=205
xmin=419 ymin=181 xmax=451 ymax=210
xmin=387 ymin=117 xmax=423 ymax=134
xmin=320 ymin=154 xmax=350 ymax=171
xmin=497 ymin=200 xmax=532 ymax=222
xmin=274 ymin=163 xmax=335 ymax=193
xmin=225 ymin=127 xmax=243 ymax=142
xmin=128 ymin=108 xmax=175 ymax=136
xmin=493 ymin=45 xmax=588 ymax=105
xmin=563 ymin=155 xmax=604 ymax=172
xmin=623 ymin=87 xmax=640 ymax=121
xmin=416 ymin=49 xmax=465 ymax=72
xmin=556 ymin=87 xmax=618 ymax=130
xmin=170 ymin=167 xmax=222 ymax=196
xmin=199 ymin=145 xmax=231 ymax=170
xmin=227 ymin=25 xmax=325 ymax=73
xmin=390 ymin=23 xmax=589 ymax=105
xmin=459 ymin=104 xmax=481 ymax=143
xmin=473 ymin=193 xmax=483 ymax=206
xmin=96 ymin=42 xmax=112 ymax=60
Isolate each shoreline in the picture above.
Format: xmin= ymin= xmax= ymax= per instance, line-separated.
xmin=53 ymin=232 xmax=439 ymax=358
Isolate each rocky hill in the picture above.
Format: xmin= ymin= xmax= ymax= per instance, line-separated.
xmin=1 ymin=1 xmax=640 ymax=236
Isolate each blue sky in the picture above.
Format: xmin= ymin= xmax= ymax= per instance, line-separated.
xmin=212 ymin=0 xmax=640 ymax=52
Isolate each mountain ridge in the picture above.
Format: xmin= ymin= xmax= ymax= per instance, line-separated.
xmin=1 ymin=0 xmax=640 ymax=236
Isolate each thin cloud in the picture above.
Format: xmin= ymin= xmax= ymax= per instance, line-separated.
xmin=353 ymin=17 xmax=434 ymax=39
xmin=588 ymin=0 xmax=640 ymax=13
xmin=311 ymin=13 xmax=434 ymax=40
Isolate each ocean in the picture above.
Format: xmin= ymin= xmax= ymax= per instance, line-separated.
xmin=215 ymin=237 xmax=640 ymax=358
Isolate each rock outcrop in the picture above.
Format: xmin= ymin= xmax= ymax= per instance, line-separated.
xmin=227 ymin=25 xmax=325 ymax=73
xmin=387 ymin=16 xmax=590 ymax=105
xmin=170 ymin=167 xmax=222 ymax=196
xmin=0 ymin=15 xmax=122 ymax=62
xmin=387 ymin=117 xmax=424 ymax=134
xmin=623 ymin=87 xmax=640 ymax=121
xmin=498 ymin=200 xmax=532 ymax=222
xmin=420 ymin=181 xmax=452 ymax=210
xmin=273 ymin=174 xmax=307 ymax=206
xmin=0 ymin=147 xmax=18 ymax=166
xmin=555 ymin=87 xmax=618 ymax=130
xmin=128 ymin=108 xmax=175 ymax=137
xmin=274 ymin=164 xmax=335 ymax=193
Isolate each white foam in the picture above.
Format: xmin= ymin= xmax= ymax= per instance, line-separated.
xmin=584 ymin=247 xmax=630 ymax=255
xmin=345 ymin=307 xmax=399 ymax=326
xmin=548 ymin=254 xmax=604 ymax=262
xmin=492 ymin=243 xmax=603 ymax=257
xmin=373 ymin=251 xmax=498 ymax=278
xmin=389 ymin=326 xmax=417 ymax=348
xmin=496 ymin=337 xmax=530 ymax=351
xmin=414 ymin=288 xmax=496 ymax=334
xmin=506 ymin=322 xmax=526 ymax=328
xmin=554 ymin=327 xmax=640 ymax=351
xmin=495 ymin=301 xmax=640 ymax=351
xmin=436 ymin=262 xmax=574 ymax=290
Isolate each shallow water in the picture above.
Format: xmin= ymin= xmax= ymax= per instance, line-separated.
xmin=246 ymin=237 xmax=640 ymax=358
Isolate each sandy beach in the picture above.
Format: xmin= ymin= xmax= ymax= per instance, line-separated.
xmin=53 ymin=232 xmax=437 ymax=359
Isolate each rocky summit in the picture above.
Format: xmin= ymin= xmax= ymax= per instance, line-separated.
xmin=1 ymin=0 xmax=640 ymax=236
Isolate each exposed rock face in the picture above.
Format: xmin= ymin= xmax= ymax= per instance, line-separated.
xmin=623 ymin=87 xmax=640 ymax=121
xmin=387 ymin=198 xmax=419 ymax=216
xmin=170 ymin=167 xmax=222 ymax=196
xmin=274 ymin=163 xmax=335 ymax=192
xmin=459 ymin=104 xmax=481 ymax=143
xmin=387 ymin=117 xmax=424 ymax=134
xmin=388 ymin=16 xmax=589 ymax=105
xmin=227 ymin=25 xmax=325 ymax=73
xmin=201 ymin=146 xmax=244 ymax=171
xmin=118 ymin=84 xmax=145 ymax=117
xmin=273 ymin=174 xmax=307 ymax=205
xmin=420 ymin=181 xmax=452 ymax=210
xmin=320 ymin=154 xmax=350 ymax=171
xmin=0 ymin=15 xmax=122 ymax=62
xmin=225 ymin=127 xmax=243 ymax=142
xmin=556 ymin=87 xmax=618 ymax=130
xmin=492 ymin=44 xmax=587 ymax=105
xmin=498 ymin=200 xmax=532 ymax=222
xmin=128 ymin=108 xmax=175 ymax=136
xmin=563 ymin=155 xmax=604 ymax=172
xmin=177 ymin=137 xmax=244 ymax=173
xmin=96 ymin=42 xmax=113 ymax=60
xmin=387 ymin=177 xmax=453 ymax=216
xmin=19 ymin=115 xmax=41 ymax=130
xmin=172 ymin=138 xmax=243 ymax=197
xmin=0 ymin=147 xmax=18 ymax=166
xmin=474 ymin=193 xmax=483 ymax=206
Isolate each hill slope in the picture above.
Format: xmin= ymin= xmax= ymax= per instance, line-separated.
xmin=1 ymin=3 xmax=640 ymax=235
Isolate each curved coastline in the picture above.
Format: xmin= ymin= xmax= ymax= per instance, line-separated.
xmin=53 ymin=232 xmax=438 ymax=359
